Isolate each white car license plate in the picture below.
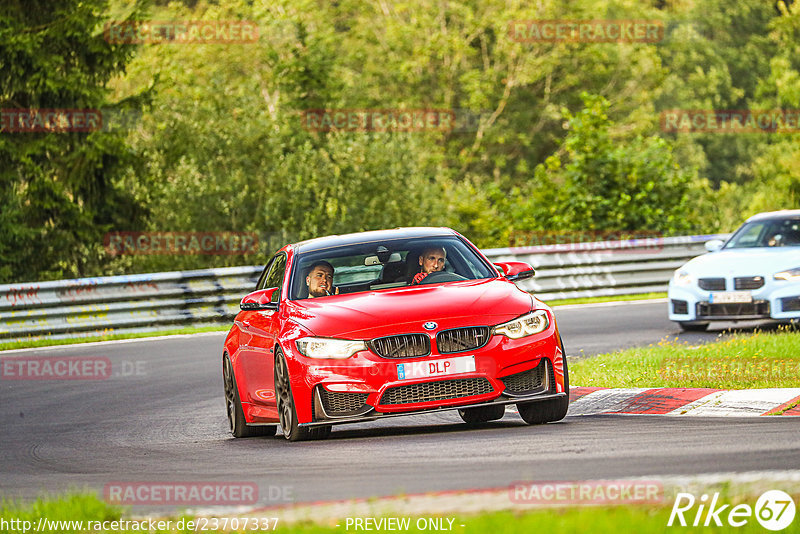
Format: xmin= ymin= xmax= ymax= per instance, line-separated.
xmin=397 ymin=355 xmax=475 ymax=380
xmin=710 ymin=291 xmax=753 ymax=304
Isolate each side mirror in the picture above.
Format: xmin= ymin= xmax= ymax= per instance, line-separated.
xmin=240 ymin=288 xmax=279 ymax=311
xmin=704 ymin=239 xmax=724 ymax=253
xmin=494 ymin=261 xmax=535 ymax=282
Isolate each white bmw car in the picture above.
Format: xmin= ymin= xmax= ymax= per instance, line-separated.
xmin=668 ymin=210 xmax=800 ymax=331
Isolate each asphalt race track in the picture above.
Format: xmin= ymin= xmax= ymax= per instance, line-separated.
xmin=1 ymin=300 xmax=798 ymax=510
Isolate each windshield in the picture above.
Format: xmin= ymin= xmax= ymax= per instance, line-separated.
xmin=724 ymin=218 xmax=800 ymax=249
xmin=289 ymin=236 xmax=497 ymax=300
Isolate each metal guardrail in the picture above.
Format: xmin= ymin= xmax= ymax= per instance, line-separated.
xmin=0 ymin=234 xmax=728 ymax=342
xmin=483 ymin=233 xmax=729 ymax=300
xmin=0 ymin=267 xmax=262 ymax=342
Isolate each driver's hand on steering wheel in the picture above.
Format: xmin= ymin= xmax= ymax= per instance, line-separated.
xmin=411 ymin=272 xmax=429 ymax=285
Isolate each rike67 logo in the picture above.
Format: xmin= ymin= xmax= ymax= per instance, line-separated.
xmin=669 ymin=490 xmax=796 ymax=531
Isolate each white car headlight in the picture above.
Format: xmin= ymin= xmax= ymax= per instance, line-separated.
xmin=673 ymin=269 xmax=693 ymax=286
xmin=774 ymin=267 xmax=800 ymax=281
xmin=494 ymin=310 xmax=550 ymax=339
xmin=296 ymin=337 xmax=366 ymax=359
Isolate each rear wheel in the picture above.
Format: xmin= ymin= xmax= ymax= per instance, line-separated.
xmin=274 ymin=350 xmax=331 ymax=441
xmin=679 ymin=321 xmax=710 ymax=332
xmin=223 ymin=355 xmax=276 ymax=438
xmin=517 ymin=339 xmax=569 ymax=425
xmin=458 ymin=404 xmax=506 ymax=424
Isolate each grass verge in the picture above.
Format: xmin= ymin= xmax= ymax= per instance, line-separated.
xmin=0 ymin=326 xmax=228 ymax=352
xmin=1 ymin=492 xmax=793 ymax=533
xmin=570 ymin=326 xmax=800 ymax=389
xmin=546 ymin=292 xmax=666 ymax=307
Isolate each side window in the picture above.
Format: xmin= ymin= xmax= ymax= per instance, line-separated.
xmin=264 ymin=254 xmax=287 ymax=301
xmin=255 ymin=258 xmax=274 ymax=291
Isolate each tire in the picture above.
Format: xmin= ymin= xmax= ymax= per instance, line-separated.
xmin=274 ymin=349 xmax=331 ymax=441
xmin=678 ymin=321 xmax=709 ymax=332
xmin=223 ymin=355 xmax=277 ymax=438
xmin=517 ymin=338 xmax=569 ymax=425
xmin=458 ymin=404 xmax=506 ymax=424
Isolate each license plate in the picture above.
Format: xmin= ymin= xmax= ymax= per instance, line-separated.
xmin=397 ymin=355 xmax=476 ymax=380
xmin=710 ymin=291 xmax=753 ymax=304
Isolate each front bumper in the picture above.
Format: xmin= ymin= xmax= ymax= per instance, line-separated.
xmin=304 ymin=357 xmax=561 ymax=427
xmin=668 ymin=279 xmax=800 ymax=322
xmin=282 ymin=321 xmax=566 ymax=426
xmin=303 ymin=392 xmax=566 ymax=427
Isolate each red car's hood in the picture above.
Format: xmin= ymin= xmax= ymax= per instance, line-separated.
xmin=287 ymin=279 xmax=533 ymax=338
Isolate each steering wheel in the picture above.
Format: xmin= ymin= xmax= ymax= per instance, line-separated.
xmin=417 ymin=271 xmax=467 ymax=285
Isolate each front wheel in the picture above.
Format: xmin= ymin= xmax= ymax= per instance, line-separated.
xmin=458 ymin=404 xmax=506 ymax=424
xmin=223 ymin=355 xmax=276 ymax=438
xmin=678 ymin=321 xmax=709 ymax=332
xmin=274 ymin=350 xmax=331 ymax=441
xmin=517 ymin=340 xmax=569 ymax=425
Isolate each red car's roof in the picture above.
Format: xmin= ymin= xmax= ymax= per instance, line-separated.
xmin=292 ymin=227 xmax=458 ymax=253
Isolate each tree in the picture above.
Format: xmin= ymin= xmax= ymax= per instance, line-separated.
xmin=0 ymin=0 xmax=148 ymax=282
xmin=522 ymin=93 xmax=698 ymax=234
xmin=107 ymin=0 xmax=450 ymax=274
xmin=655 ymin=0 xmax=778 ymax=186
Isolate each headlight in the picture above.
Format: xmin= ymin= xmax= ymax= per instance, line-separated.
xmin=494 ymin=310 xmax=550 ymax=339
xmin=295 ymin=337 xmax=366 ymax=359
xmin=774 ymin=267 xmax=800 ymax=281
xmin=673 ymin=269 xmax=693 ymax=286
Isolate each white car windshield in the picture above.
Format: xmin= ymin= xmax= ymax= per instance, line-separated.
xmin=725 ymin=218 xmax=800 ymax=249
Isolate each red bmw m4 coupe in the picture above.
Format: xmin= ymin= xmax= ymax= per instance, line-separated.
xmin=222 ymin=227 xmax=569 ymax=441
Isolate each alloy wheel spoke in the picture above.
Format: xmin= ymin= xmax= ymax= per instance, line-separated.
xmin=282 ymin=407 xmax=291 ymax=434
xmin=276 ymin=360 xmax=286 ymax=386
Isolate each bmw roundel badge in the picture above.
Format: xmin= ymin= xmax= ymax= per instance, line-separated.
xmin=423 ymin=322 xmax=438 ymax=331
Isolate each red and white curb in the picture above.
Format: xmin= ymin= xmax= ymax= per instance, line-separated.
xmin=567 ymin=387 xmax=800 ymax=417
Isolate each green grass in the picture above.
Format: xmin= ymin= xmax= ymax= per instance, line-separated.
xmin=0 ymin=325 xmax=228 ymax=352
xmin=1 ymin=492 xmax=793 ymax=533
xmin=546 ymin=292 xmax=666 ymax=307
xmin=571 ymin=326 xmax=800 ymax=389
xmin=0 ymin=494 xmax=123 ymax=532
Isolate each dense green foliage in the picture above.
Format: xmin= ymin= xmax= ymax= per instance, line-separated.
xmin=0 ymin=0 xmax=149 ymax=282
xmin=2 ymin=0 xmax=799 ymax=282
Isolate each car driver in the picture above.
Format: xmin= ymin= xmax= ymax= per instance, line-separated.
xmin=411 ymin=246 xmax=446 ymax=285
xmin=306 ymin=261 xmax=339 ymax=297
